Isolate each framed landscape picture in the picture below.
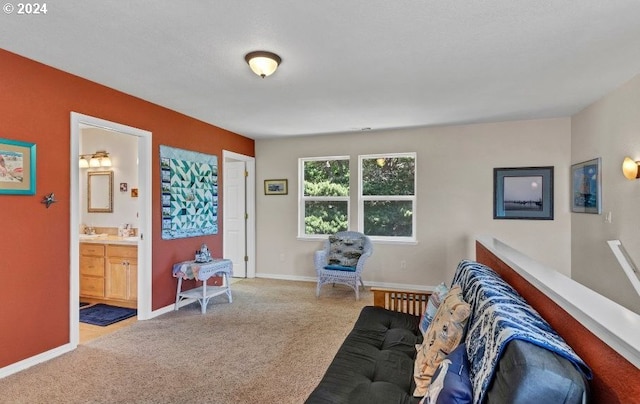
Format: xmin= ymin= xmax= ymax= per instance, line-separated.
xmin=0 ymin=138 xmax=36 ymax=195
xmin=493 ymin=166 xmax=554 ymax=220
xmin=571 ymin=158 xmax=602 ymax=214
xmin=264 ymin=179 xmax=288 ymax=195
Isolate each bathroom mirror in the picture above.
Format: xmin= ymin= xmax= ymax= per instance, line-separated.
xmin=88 ymin=170 xmax=113 ymax=213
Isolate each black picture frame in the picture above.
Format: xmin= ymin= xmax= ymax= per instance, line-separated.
xmin=494 ymin=166 xmax=554 ymax=220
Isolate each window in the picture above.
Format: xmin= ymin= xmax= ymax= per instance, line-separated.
xmin=299 ymin=157 xmax=350 ymax=237
xmin=359 ymin=153 xmax=416 ymax=242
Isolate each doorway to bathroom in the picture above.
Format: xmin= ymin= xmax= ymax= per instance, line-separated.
xmin=70 ymin=112 xmax=152 ymax=347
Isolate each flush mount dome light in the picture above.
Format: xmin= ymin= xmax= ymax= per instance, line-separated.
xmin=245 ymin=51 xmax=281 ymax=78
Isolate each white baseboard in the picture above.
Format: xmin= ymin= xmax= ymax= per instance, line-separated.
xmin=365 ymin=280 xmax=435 ymax=292
xmin=0 ymin=343 xmax=73 ymax=379
xmin=256 ymin=273 xmax=434 ymax=292
xmin=149 ymin=303 xmax=178 ymax=318
xmin=256 ymin=273 xmax=317 ymax=282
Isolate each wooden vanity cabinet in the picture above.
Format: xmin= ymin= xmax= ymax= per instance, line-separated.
xmin=80 ymin=243 xmax=105 ymax=298
xmin=105 ymin=245 xmax=138 ymax=302
xmin=80 ymin=242 xmax=137 ymax=305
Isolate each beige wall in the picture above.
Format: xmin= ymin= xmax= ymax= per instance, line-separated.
xmin=572 ymin=73 xmax=640 ymax=313
xmin=256 ymin=118 xmax=572 ymax=290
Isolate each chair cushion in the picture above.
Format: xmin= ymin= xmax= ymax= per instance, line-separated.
xmin=413 ymin=285 xmax=470 ymax=397
xmin=324 ymin=264 xmax=357 ymax=272
xmin=328 ymin=234 xmax=365 ymax=267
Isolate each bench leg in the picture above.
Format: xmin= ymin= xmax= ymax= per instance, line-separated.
xmin=224 ymin=273 xmax=233 ymax=303
xmin=174 ymin=277 xmax=183 ymax=311
xmin=201 ymin=281 xmax=207 ymax=314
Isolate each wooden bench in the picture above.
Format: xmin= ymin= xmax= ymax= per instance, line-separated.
xmin=371 ymin=287 xmax=431 ymax=316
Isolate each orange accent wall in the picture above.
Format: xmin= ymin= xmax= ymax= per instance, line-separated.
xmin=0 ymin=49 xmax=254 ymax=368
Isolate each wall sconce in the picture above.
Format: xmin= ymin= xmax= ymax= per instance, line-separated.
xmin=622 ymin=157 xmax=640 ymax=180
xmin=245 ymin=51 xmax=281 ymax=78
xmin=79 ymin=150 xmax=112 ymax=168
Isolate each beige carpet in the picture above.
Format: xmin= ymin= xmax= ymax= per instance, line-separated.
xmin=1 ymin=278 xmax=371 ymax=403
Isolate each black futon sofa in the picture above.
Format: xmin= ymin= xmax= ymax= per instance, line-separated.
xmin=306 ymin=261 xmax=590 ymax=404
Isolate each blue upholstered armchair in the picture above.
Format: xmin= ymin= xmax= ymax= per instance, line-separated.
xmin=314 ymin=231 xmax=373 ymax=300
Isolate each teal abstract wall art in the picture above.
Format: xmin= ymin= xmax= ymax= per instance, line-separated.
xmin=160 ymin=145 xmax=218 ymax=239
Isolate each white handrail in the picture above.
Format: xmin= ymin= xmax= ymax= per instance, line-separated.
xmin=607 ymin=240 xmax=640 ymax=297
xmin=477 ymin=235 xmax=640 ymax=369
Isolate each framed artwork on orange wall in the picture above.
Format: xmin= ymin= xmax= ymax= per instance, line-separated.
xmin=0 ymin=138 xmax=36 ymax=195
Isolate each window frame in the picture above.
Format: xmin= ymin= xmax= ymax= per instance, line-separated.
xmin=358 ymin=152 xmax=417 ymax=243
xmin=298 ymin=155 xmax=350 ymax=239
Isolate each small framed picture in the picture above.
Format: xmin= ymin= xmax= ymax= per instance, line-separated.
xmin=571 ymin=158 xmax=602 ymax=214
xmin=120 ymin=182 xmax=128 ymax=192
xmin=131 ymin=188 xmax=139 ymax=197
xmin=264 ymin=179 xmax=288 ymax=195
xmin=0 ymin=138 xmax=36 ymax=195
xmin=494 ymin=166 xmax=554 ymax=220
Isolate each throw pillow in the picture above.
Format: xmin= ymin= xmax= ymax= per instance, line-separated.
xmin=413 ymin=285 xmax=471 ymax=397
xmin=419 ymin=282 xmax=449 ymax=335
xmin=419 ymin=343 xmax=473 ymax=404
xmin=327 ymin=235 xmax=365 ymax=267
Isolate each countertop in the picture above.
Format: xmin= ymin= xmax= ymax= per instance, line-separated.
xmin=79 ymin=234 xmax=139 ymax=246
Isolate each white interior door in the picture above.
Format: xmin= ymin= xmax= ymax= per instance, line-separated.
xmin=224 ymin=161 xmax=247 ymax=278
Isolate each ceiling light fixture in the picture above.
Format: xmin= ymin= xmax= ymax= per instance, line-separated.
xmin=245 ymin=51 xmax=281 ymax=78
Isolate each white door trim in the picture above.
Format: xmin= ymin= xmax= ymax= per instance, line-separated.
xmin=70 ymin=112 xmax=152 ymax=349
xmin=222 ymin=150 xmax=256 ymax=278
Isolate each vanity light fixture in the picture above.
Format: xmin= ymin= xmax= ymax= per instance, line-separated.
xmin=245 ymin=51 xmax=282 ymax=78
xmin=79 ymin=150 xmax=112 ymax=168
xmin=622 ymin=157 xmax=640 ymax=180
xmin=79 ymin=156 xmax=89 ymax=168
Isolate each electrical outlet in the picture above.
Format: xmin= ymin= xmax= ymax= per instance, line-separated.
xmin=400 ymin=260 xmax=407 ymax=270
xmin=279 ymin=253 xmax=285 ymax=262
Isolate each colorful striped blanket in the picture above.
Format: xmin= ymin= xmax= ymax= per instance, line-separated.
xmin=451 ymin=260 xmax=592 ymax=404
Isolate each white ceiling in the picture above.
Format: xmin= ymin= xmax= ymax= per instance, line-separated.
xmin=2 ymin=1 xmax=640 ymax=139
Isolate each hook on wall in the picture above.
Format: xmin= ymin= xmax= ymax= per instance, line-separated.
xmin=41 ymin=192 xmax=57 ymax=208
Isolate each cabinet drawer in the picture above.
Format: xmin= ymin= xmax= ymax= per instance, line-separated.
xmin=80 ymin=243 xmax=105 ymax=257
xmin=80 ymin=256 xmax=104 ymax=276
xmin=107 ymin=245 xmax=137 ymax=259
xmin=80 ymin=275 xmax=104 ymax=297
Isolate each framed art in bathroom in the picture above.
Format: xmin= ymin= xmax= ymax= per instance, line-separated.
xmin=0 ymin=138 xmax=36 ymax=195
